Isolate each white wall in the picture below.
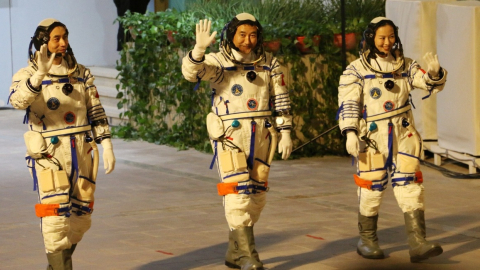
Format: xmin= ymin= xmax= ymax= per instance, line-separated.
xmin=0 ymin=0 xmax=13 ymax=107
xmin=1 ymin=0 xmax=121 ymax=107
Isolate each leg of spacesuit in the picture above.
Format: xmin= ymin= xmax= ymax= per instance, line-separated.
xmin=46 ymin=249 xmax=72 ymax=270
xmin=357 ymin=187 xmax=385 ymax=259
xmin=224 ymin=193 xmax=266 ymax=269
xmin=393 ymin=150 xmax=442 ymax=262
xmin=225 ymin=226 xmax=264 ymax=270
xmin=220 ymin=126 xmax=269 ymax=269
xmin=403 ymin=209 xmax=443 ymax=262
xmin=393 ymin=180 xmax=442 ymax=262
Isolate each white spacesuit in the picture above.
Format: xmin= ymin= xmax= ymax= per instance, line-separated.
xmin=8 ymin=18 xmax=115 ymax=270
xmin=337 ymin=17 xmax=446 ymax=263
xmin=182 ymin=14 xmax=292 ymax=270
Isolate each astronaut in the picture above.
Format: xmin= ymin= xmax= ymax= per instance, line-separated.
xmin=182 ymin=14 xmax=292 ymax=270
xmin=337 ymin=17 xmax=447 ymax=263
xmin=8 ymin=18 xmax=115 ymax=269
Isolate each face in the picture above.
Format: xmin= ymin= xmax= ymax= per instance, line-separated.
xmin=48 ymin=26 xmax=68 ymax=57
xmin=233 ymin=24 xmax=258 ymax=54
xmin=374 ymin=24 xmax=395 ymax=56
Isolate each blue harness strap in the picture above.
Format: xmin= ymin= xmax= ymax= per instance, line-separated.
xmin=69 ymin=135 xmax=79 ymax=190
xmin=7 ymin=89 xmax=15 ymax=104
xmin=71 ymin=202 xmax=93 ymax=215
xmin=364 ymin=73 xmax=408 ymax=79
xmin=385 ymin=122 xmax=394 ymax=169
xmin=210 ymin=140 xmax=218 ymax=169
xmin=335 ymin=102 xmax=343 ymax=121
xmin=247 ymin=120 xmax=257 ymax=169
xmin=41 ymin=77 xmax=85 ymax=85
xmin=23 ymin=106 xmax=30 ymax=124
xmin=26 ymin=156 xmax=38 ymax=191
xmin=392 ymin=175 xmax=416 ymax=187
xmin=193 ymin=75 xmax=201 ymax=91
xmin=235 ymin=182 xmax=268 ymax=194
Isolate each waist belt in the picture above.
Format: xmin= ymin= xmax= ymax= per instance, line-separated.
xmin=366 ymin=104 xmax=411 ymax=122
xmin=219 ymin=111 xmax=272 ymax=121
xmin=41 ymin=125 xmax=91 ymax=138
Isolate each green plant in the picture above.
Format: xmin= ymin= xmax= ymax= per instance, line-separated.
xmin=114 ymin=9 xmax=210 ymax=150
xmin=113 ymin=0 xmax=385 ymax=157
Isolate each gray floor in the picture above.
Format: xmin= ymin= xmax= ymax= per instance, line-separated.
xmin=1 ymin=108 xmax=480 ymax=270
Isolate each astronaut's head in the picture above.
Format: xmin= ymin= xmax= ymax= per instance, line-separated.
xmin=221 ymin=13 xmax=265 ymax=64
xmin=29 ymin=18 xmax=77 ymax=72
xmin=363 ymin=17 xmax=403 ymax=59
xmin=227 ymin=13 xmax=262 ymax=54
xmin=32 ymin=18 xmax=70 ymax=59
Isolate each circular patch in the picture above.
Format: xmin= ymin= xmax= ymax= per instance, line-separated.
xmin=370 ymin=87 xmax=382 ymax=100
xmin=246 ymin=70 xmax=257 ymax=82
xmin=64 ymin=111 xmax=76 ymax=124
xmin=247 ymin=98 xmax=258 ymax=111
xmin=384 ymin=80 xmax=395 ymax=91
xmin=383 ymin=100 xmax=395 ymax=111
xmin=231 ymin=84 xmax=243 ymax=96
xmin=47 ymin=97 xmax=60 ymax=110
xmin=62 ymin=83 xmax=74 ymax=96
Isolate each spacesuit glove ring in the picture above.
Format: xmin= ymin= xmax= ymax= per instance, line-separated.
xmin=278 ymin=130 xmax=292 ymax=160
xmin=192 ymin=19 xmax=217 ymax=60
xmin=346 ymin=131 xmax=359 ymax=157
xmin=30 ymin=44 xmax=56 ymax=88
xmin=423 ymin=52 xmax=440 ymax=79
xmin=100 ymin=138 xmax=116 ymax=174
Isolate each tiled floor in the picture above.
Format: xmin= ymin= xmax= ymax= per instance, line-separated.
xmin=1 ymin=108 xmax=480 ymax=270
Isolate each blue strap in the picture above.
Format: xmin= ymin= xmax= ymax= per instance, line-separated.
xmin=391 ymin=176 xmax=416 ymax=187
xmin=40 ymin=115 xmax=46 ymax=130
xmin=422 ymin=90 xmax=432 ymax=100
xmin=193 ymin=75 xmax=201 ymax=91
xmin=409 ymin=94 xmax=416 ymax=109
xmin=23 ymin=106 xmax=30 ymax=124
xmin=384 ymin=122 xmax=394 ymax=169
xmin=7 ymin=89 xmax=15 ymax=104
xmin=247 ymin=121 xmax=256 ymax=169
xmin=224 ymin=66 xmax=264 ymax=71
xmin=211 ymin=89 xmax=216 ymax=107
xmin=26 ymin=156 xmax=38 ymax=191
xmin=370 ymin=182 xmax=387 ymax=191
xmin=363 ymin=105 xmax=367 ymax=119
xmin=71 ymin=202 xmax=93 ymax=214
xmin=364 ymin=73 xmax=408 ymax=79
xmin=69 ymin=135 xmax=79 ymax=190
xmin=41 ymin=77 xmax=85 ymax=85
xmin=209 ymin=140 xmax=217 ymax=170
xmin=335 ymin=102 xmax=343 ymax=121
xmin=57 ymin=205 xmax=72 ymax=215
xmin=224 ymin=100 xmax=229 ymax=114
xmin=236 ymin=184 xmax=268 ymax=194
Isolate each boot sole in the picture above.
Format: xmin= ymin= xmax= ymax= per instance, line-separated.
xmin=410 ymin=246 xmax=443 ymax=263
xmin=357 ymin=248 xmax=385 ymax=259
xmin=225 ymin=261 xmax=265 ymax=270
xmin=225 ymin=261 xmax=241 ymax=269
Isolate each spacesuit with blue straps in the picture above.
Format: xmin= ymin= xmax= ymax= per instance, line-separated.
xmin=337 ymin=17 xmax=446 ymax=262
xmin=8 ymin=18 xmax=115 ymax=269
xmin=182 ymin=14 xmax=292 ymax=270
